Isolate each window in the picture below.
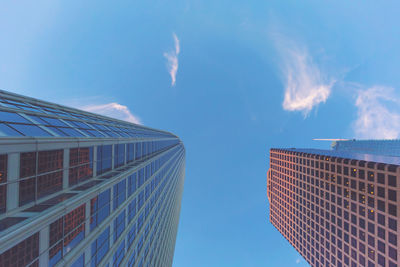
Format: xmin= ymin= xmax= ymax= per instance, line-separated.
xmin=388 ymin=204 xmax=397 ymax=216
xmin=71 ymin=254 xmax=84 ymax=267
xmin=0 ymin=111 xmax=51 ymax=137
xmin=135 ymin=143 xmax=142 ymax=160
xmin=69 ymin=147 xmax=93 ymax=186
xmin=96 ymin=145 xmax=112 ymax=175
xmin=389 ymin=246 xmax=397 ymax=261
xmin=388 ymin=232 xmax=397 ymax=246
xmin=388 ymin=218 xmax=397 ymax=232
xmin=128 ymin=223 xmax=137 ymax=248
xmin=138 ymin=191 xmax=144 ymax=211
xmin=128 ymin=198 xmax=137 ymax=223
xmin=377 ymin=173 xmax=384 ymax=184
xmin=113 ymin=179 xmax=126 ymax=210
xmin=128 ymin=248 xmax=136 ymax=266
xmin=127 ymin=143 xmax=134 ymax=163
xmin=128 ymin=174 xmax=137 ymax=196
xmin=0 ymin=155 xmax=7 ymax=213
xmin=49 ymin=204 xmax=85 ymax=267
xmin=0 ymin=232 xmax=39 ymax=266
xmin=91 ymin=227 xmax=110 ymax=267
xmin=114 ymin=210 xmax=126 ymax=242
xmin=90 ymin=189 xmax=111 ymax=231
xmin=388 ymin=175 xmax=396 ymax=187
xmin=19 ymin=150 xmax=63 ymax=206
xmin=113 ymin=242 xmax=125 ymax=267
xmin=114 ymin=144 xmax=125 ymax=168
xmin=377 ymin=227 xmax=385 ymax=240
xmin=388 ymin=189 xmax=396 ymax=202
xmin=377 ymin=240 xmax=385 ymax=253
xmin=377 ymin=200 xmax=385 ymax=212
xmin=28 ymin=115 xmax=84 ymax=137
xmin=377 ymin=213 xmax=385 ymax=226
xmin=377 ymin=187 xmax=384 ymax=198
xmin=138 ymin=168 xmax=144 ymax=188
xmin=368 ymin=222 xmax=375 ymax=234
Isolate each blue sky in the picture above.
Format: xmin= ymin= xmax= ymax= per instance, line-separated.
xmin=2 ymin=1 xmax=400 ymax=266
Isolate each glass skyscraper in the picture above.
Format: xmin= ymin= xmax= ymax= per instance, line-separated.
xmin=0 ymin=90 xmax=185 ymax=267
xmin=267 ymin=140 xmax=399 ymax=267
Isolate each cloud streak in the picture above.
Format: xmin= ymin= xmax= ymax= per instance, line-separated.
xmin=353 ymin=86 xmax=400 ymax=139
xmin=164 ymin=33 xmax=180 ymax=86
xmin=82 ymin=103 xmax=141 ymax=124
xmin=281 ymin=47 xmax=334 ymax=116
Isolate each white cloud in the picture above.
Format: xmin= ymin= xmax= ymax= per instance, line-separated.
xmin=163 ymin=33 xmax=180 ymax=86
xmin=295 ymin=258 xmax=301 ymax=264
xmin=82 ymin=103 xmax=141 ymax=125
xmin=281 ymin=47 xmax=334 ymax=116
xmin=354 ymin=86 xmax=400 ymax=139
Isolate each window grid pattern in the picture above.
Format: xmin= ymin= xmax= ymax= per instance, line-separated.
xmin=19 ymin=150 xmax=64 ymax=206
xmin=88 ymin=148 xmax=184 ymax=267
xmin=69 ymin=147 xmax=93 ymax=186
xmin=0 ymin=232 xmax=39 ymax=267
xmin=49 ymin=204 xmax=86 ymax=266
xmin=268 ymin=149 xmax=399 ymax=267
xmin=0 ymin=139 xmax=183 ymax=267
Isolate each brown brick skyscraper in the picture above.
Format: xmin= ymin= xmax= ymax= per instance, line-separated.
xmin=267 ymin=140 xmax=399 ymax=267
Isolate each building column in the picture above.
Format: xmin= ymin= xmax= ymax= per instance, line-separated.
xmin=111 ymin=144 xmax=115 ymax=170
xmin=7 ymin=152 xmax=19 ymax=211
xmin=84 ymin=200 xmax=92 ymax=266
xmin=93 ymin=146 xmax=97 ymax=177
xmin=39 ymin=225 xmax=50 ymax=267
xmin=63 ymin=148 xmax=69 ymax=190
xmin=124 ymin=143 xmax=127 ymax=165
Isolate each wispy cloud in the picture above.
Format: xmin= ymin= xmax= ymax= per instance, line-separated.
xmin=295 ymin=258 xmax=301 ymax=264
xmin=163 ymin=33 xmax=180 ymax=86
xmin=353 ymin=86 xmax=400 ymax=139
xmin=281 ymin=46 xmax=334 ymax=116
xmin=82 ymin=103 xmax=141 ymax=124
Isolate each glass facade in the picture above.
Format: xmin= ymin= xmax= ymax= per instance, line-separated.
xmin=0 ymin=90 xmax=185 ymax=267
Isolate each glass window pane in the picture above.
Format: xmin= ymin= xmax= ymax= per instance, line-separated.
xmin=20 ymin=152 xmax=37 ymax=178
xmin=0 ymin=233 xmax=39 ymax=266
xmin=0 ymin=123 xmax=22 ymax=136
xmin=41 ymin=117 xmax=68 ymax=127
xmin=38 ymin=150 xmax=63 ymax=174
xmin=9 ymin=123 xmax=52 ymax=137
xmin=0 ymin=111 xmax=30 ymax=123
xmin=60 ymin=127 xmax=85 ymax=137
xmin=47 ymin=127 xmax=68 ymax=137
